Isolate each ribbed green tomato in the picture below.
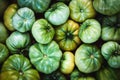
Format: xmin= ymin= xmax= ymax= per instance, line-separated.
xmin=101 ymin=14 xmax=120 ymax=42
xmin=96 ymin=66 xmax=118 ymax=80
xmin=60 ymin=51 xmax=75 ymax=74
xmin=93 ymin=0 xmax=120 ymax=16
xmin=55 ymin=20 xmax=81 ymax=51
xmin=6 ymin=31 xmax=30 ymax=54
xmin=75 ymin=44 xmax=102 ymax=73
xmin=12 ymin=7 xmax=35 ymax=32
xmin=70 ymin=69 xmax=96 ymax=80
xmin=29 ymin=41 xmax=62 ymax=74
xmin=17 ymin=0 xmax=51 ymax=13
xmin=101 ymin=41 xmax=120 ymax=68
xmin=32 ymin=19 xmax=55 ymax=44
xmin=79 ymin=19 xmax=101 ymax=43
xmin=0 ymin=22 xmax=8 ymax=43
xmin=45 ymin=2 xmax=70 ymax=25
xmin=4 ymin=4 xmax=18 ymax=31
xmin=0 ymin=43 xmax=9 ymax=63
xmin=0 ymin=54 xmax=40 ymax=80
xmin=69 ymin=0 xmax=96 ymax=23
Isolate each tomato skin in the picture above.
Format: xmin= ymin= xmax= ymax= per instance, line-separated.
xmin=60 ymin=51 xmax=75 ymax=74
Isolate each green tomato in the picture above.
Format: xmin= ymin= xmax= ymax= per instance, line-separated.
xmin=0 ymin=43 xmax=9 ymax=64
xmin=79 ymin=19 xmax=101 ymax=43
xmin=6 ymin=31 xmax=30 ymax=54
xmin=96 ymin=66 xmax=118 ymax=80
xmin=4 ymin=4 xmax=18 ymax=31
xmin=17 ymin=0 xmax=51 ymax=13
xmin=29 ymin=41 xmax=62 ymax=74
xmin=0 ymin=54 xmax=40 ymax=80
xmin=101 ymin=41 xmax=120 ymax=68
xmin=0 ymin=22 xmax=9 ymax=43
xmin=69 ymin=0 xmax=96 ymax=23
xmin=32 ymin=19 xmax=55 ymax=44
xmin=60 ymin=51 xmax=75 ymax=74
xmin=43 ymin=71 xmax=66 ymax=80
xmin=93 ymin=0 xmax=120 ymax=16
xmin=101 ymin=14 xmax=120 ymax=41
xmin=12 ymin=7 xmax=35 ymax=32
xmin=55 ymin=20 xmax=81 ymax=51
xmin=75 ymin=44 xmax=102 ymax=73
xmin=45 ymin=2 xmax=70 ymax=25
xmin=70 ymin=69 xmax=96 ymax=80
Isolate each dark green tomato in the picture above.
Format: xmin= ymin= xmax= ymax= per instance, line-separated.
xmin=75 ymin=44 xmax=102 ymax=73
xmin=0 ymin=0 xmax=9 ymax=18
xmin=6 ymin=31 xmax=30 ymax=54
xmin=79 ymin=19 xmax=101 ymax=43
xmin=43 ymin=71 xmax=66 ymax=80
xmin=45 ymin=2 xmax=70 ymax=25
xmin=96 ymin=66 xmax=118 ymax=80
xmin=54 ymin=20 xmax=81 ymax=51
xmin=29 ymin=41 xmax=62 ymax=74
xmin=17 ymin=0 xmax=51 ymax=13
xmin=32 ymin=19 xmax=55 ymax=44
xmin=101 ymin=14 xmax=120 ymax=41
xmin=70 ymin=69 xmax=96 ymax=80
xmin=69 ymin=0 xmax=96 ymax=23
xmin=101 ymin=41 xmax=120 ymax=68
xmin=0 ymin=54 xmax=40 ymax=80
xmin=93 ymin=0 xmax=120 ymax=16
xmin=0 ymin=22 xmax=9 ymax=43
xmin=0 ymin=43 xmax=9 ymax=64
xmin=12 ymin=7 xmax=35 ymax=32
xmin=4 ymin=4 xmax=18 ymax=31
